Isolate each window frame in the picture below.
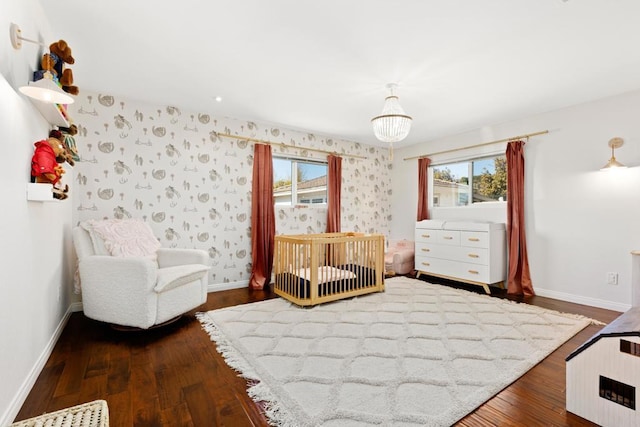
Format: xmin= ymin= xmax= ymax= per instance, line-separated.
xmin=272 ymin=155 xmax=328 ymax=207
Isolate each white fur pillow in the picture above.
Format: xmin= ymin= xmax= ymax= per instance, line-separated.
xmin=85 ymin=219 xmax=161 ymax=260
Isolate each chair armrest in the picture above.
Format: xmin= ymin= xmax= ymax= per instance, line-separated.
xmin=79 ymin=256 xmax=158 ymax=293
xmin=157 ymin=248 xmax=209 ymax=268
xmin=78 ymin=256 xmax=158 ymax=328
xmin=393 ymin=248 xmax=415 ymax=263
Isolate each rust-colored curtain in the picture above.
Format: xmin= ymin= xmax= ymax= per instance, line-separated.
xmin=326 ymin=155 xmax=342 ymax=233
xmin=249 ymin=144 xmax=275 ymax=290
xmin=506 ymin=140 xmax=534 ymax=296
xmin=417 ymin=157 xmax=431 ymax=221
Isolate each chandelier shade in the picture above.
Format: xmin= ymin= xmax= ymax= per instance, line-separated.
xmin=371 ymin=84 xmax=412 ymax=143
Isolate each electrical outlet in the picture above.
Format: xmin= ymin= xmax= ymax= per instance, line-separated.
xmin=607 ymin=272 xmax=619 ymax=285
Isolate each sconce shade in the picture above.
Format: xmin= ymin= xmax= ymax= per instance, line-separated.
xmin=19 ymin=74 xmax=75 ymax=105
xmin=371 ymin=84 xmax=412 ymax=143
xmin=600 ymin=137 xmax=626 ymax=171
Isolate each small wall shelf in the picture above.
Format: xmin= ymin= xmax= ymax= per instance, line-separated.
xmin=30 ymin=100 xmax=70 ymax=127
xmin=27 ymin=183 xmax=59 ymax=202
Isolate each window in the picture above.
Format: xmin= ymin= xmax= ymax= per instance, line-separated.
xmin=273 ymin=156 xmax=328 ymax=205
xmin=431 ymin=155 xmax=507 ymax=207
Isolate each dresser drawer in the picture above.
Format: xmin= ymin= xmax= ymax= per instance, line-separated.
xmin=461 ymin=231 xmax=489 ymax=248
xmin=457 ymin=247 xmax=488 ymax=265
xmin=415 ymin=255 xmax=436 ymax=271
xmin=416 ymin=243 xmax=488 ymax=265
xmin=415 ymin=229 xmax=437 ymax=243
xmin=435 ymin=230 xmax=460 ymax=246
xmin=415 ymin=257 xmax=490 ymax=283
xmin=415 ymin=241 xmax=435 ymax=256
xmin=455 ymin=262 xmax=490 ymax=283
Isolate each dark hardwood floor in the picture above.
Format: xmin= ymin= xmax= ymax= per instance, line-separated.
xmin=15 ymin=276 xmax=621 ymax=426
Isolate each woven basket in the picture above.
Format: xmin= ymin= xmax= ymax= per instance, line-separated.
xmin=11 ymin=400 xmax=109 ymax=427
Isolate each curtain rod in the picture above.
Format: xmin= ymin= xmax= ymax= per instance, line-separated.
xmin=403 ymin=130 xmax=549 ymax=161
xmin=217 ymin=132 xmax=367 ymax=160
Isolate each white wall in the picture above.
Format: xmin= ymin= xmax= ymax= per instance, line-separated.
xmin=0 ymin=1 xmax=74 ymax=424
xmin=392 ymin=90 xmax=640 ymax=312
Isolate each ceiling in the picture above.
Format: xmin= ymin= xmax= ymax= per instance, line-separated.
xmin=39 ymin=0 xmax=640 ymax=147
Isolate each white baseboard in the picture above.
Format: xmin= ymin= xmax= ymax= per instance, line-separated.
xmin=534 ymin=287 xmax=630 ymax=313
xmin=208 ymin=280 xmax=248 ymax=293
xmin=1 ymin=305 xmax=74 ymax=426
xmin=70 ymin=301 xmax=83 ymax=312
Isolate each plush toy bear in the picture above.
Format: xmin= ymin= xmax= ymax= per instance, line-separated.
xmin=49 ymin=129 xmax=75 ymax=167
xmin=58 ymin=125 xmax=80 ymax=162
xmin=40 ymin=40 xmax=78 ymax=95
xmin=31 ymin=131 xmax=71 ymax=199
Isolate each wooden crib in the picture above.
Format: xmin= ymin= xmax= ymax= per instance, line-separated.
xmin=273 ymin=232 xmax=385 ymax=306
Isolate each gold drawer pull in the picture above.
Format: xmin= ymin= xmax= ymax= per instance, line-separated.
xmin=422 ymin=262 xmax=430 ymax=266
xmin=421 ymin=234 xmax=431 ymax=238
xmin=468 ymin=237 xmax=480 ymax=242
xmin=443 ymin=236 xmax=454 ymax=240
xmin=468 ymin=270 xmax=479 ymax=274
xmin=421 ymin=248 xmax=430 ymax=252
xmin=468 ymin=254 xmax=479 ymax=258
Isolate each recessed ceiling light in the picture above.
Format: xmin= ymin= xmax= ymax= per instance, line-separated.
xmin=215 ymin=96 xmax=222 ymax=103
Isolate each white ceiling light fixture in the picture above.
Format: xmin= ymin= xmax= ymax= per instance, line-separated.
xmin=9 ymin=23 xmax=75 ymax=105
xmin=371 ymin=83 xmax=412 ymax=159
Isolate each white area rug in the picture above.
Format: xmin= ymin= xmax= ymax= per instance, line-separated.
xmin=198 ymin=277 xmax=594 ymax=426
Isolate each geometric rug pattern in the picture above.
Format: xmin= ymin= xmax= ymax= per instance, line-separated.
xmin=198 ymin=277 xmax=593 ymax=426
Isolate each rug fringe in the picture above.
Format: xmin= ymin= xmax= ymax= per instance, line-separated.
xmin=196 ymin=312 xmax=301 ymax=427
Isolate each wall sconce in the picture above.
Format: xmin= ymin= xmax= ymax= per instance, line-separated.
xmin=600 ymin=137 xmax=627 ymax=171
xmin=10 ymin=23 xmax=74 ymax=105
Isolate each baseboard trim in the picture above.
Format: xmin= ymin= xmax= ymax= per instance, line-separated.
xmin=208 ymin=280 xmax=248 ymax=293
xmin=70 ymin=301 xmax=83 ymax=312
xmin=534 ymin=287 xmax=630 ymax=313
xmin=1 ymin=304 xmax=74 ymax=426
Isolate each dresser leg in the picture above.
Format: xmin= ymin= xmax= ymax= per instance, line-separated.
xmin=482 ymin=284 xmax=491 ymax=294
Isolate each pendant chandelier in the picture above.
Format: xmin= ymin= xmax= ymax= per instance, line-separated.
xmin=371 ymin=83 xmax=412 ymax=158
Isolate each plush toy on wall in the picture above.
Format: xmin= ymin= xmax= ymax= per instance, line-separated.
xmin=38 ymin=40 xmax=79 ymax=95
xmin=30 ymin=130 xmax=71 ymax=200
xmin=59 ymin=124 xmax=80 ymax=162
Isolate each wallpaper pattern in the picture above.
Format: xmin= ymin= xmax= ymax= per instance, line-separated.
xmin=70 ymin=92 xmax=392 ymax=287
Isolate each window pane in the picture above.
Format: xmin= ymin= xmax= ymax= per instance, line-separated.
xmin=472 ymin=156 xmax=507 ymax=202
xmin=296 ymin=161 xmax=327 ymax=204
xmin=273 ymin=157 xmax=327 ymax=205
xmin=273 ymin=158 xmax=292 ymax=205
xmin=432 ymin=162 xmax=469 ymax=207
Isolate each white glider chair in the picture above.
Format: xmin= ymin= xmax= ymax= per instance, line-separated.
xmin=73 ymin=218 xmax=210 ymax=329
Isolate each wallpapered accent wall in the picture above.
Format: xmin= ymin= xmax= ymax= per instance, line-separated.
xmin=70 ymin=91 xmax=392 ymax=287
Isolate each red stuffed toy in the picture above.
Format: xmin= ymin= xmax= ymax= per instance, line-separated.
xmin=31 ymin=130 xmax=70 ymax=199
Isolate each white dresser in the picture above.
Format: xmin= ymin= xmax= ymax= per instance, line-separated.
xmin=414 ymin=220 xmax=506 ymax=293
